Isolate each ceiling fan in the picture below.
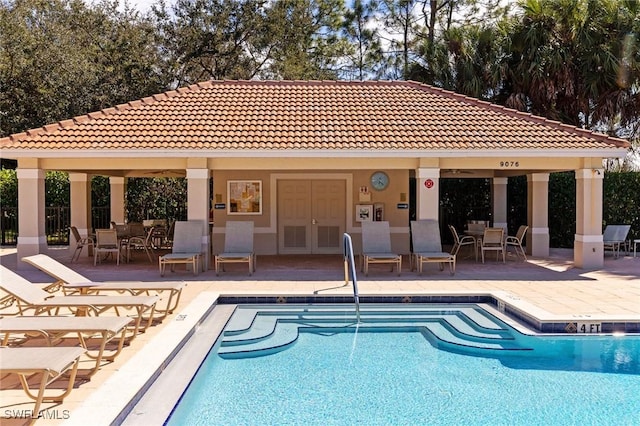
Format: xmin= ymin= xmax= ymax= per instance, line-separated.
xmin=142 ymin=170 xmax=185 ymax=177
xmin=442 ymin=169 xmax=474 ymax=175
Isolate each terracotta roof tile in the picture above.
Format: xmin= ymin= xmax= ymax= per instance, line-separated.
xmin=0 ymin=80 xmax=630 ymax=152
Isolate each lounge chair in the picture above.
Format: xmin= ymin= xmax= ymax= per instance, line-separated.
xmin=0 ymin=265 xmax=158 ymax=336
xmin=448 ymin=225 xmax=478 ymax=261
xmin=603 ymin=224 xmax=631 ymax=258
xmin=480 ymin=227 xmax=506 ymax=263
xmin=70 ymin=226 xmax=94 ymax=263
xmin=0 ymin=346 xmax=86 ymax=415
xmin=159 ymin=220 xmax=205 ymax=276
xmin=1 ymin=316 xmax=131 ymax=376
xmin=214 ymin=221 xmax=256 ymax=276
xmin=361 ymin=221 xmax=402 ymax=276
xmin=21 ymin=254 xmax=184 ymax=319
xmin=505 ymin=225 xmax=529 ymax=260
xmin=410 ymin=220 xmax=456 ymax=275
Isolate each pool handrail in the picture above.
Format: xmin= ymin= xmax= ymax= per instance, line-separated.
xmin=343 ymin=233 xmax=361 ymax=322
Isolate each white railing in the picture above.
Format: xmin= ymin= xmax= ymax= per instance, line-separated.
xmin=343 ymin=233 xmax=360 ymax=323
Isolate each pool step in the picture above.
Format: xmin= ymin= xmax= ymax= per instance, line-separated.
xmin=218 ymin=305 xmax=531 ymax=358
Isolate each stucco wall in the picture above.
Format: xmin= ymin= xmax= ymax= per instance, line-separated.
xmin=211 ymin=170 xmax=411 ymax=255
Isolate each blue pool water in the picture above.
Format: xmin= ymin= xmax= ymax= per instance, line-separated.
xmin=166 ymin=305 xmax=640 ymax=426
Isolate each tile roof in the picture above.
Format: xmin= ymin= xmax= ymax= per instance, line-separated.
xmin=0 ymin=80 xmax=630 ymax=153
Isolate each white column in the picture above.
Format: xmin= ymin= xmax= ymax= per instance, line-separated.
xmin=16 ymin=168 xmax=47 ymax=268
xmin=527 ymin=173 xmax=549 ymax=257
xmin=109 ymin=177 xmax=126 ymax=224
xmin=574 ymin=168 xmax=604 ymax=268
xmin=492 ymin=177 xmax=508 ymax=231
xmin=187 ymin=168 xmax=210 ymax=269
xmin=69 ymin=173 xmax=91 ymax=236
xmin=415 ymin=168 xmax=440 ymax=220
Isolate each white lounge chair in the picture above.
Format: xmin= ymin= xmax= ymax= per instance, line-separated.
xmin=410 ymin=220 xmax=456 ymax=275
xmin=0 ymin=265 xmax=158 ymax=336
xmin=159 ymin=221 xmax=205 ymax=276
xmin=603 ymin=224 xmax=631 ymax=258
xmin=22 ymin=254 xmax=184 ymax=319
xmin=361 ymin=221 xmax=402 ymax=276
xmin=0 ymin=346 xmax=86 ymax=415
xmin=214 ymin=221 xmax=256 ymax=276
xmin=1 ymin=316 xmax=132 ymax=376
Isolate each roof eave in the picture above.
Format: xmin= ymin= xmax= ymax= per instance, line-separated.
xmin=0 ymin=147 xmax=628 ymax=160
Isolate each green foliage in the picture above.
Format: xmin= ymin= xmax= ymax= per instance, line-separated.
xmin=548 ymin=172 xmax=576 ymax=248
xmin=0 ymin=169 xmax=70 ymax=207
xmin=265 ymin=0 xmax=349 ymax=79
xmin=341 ymin=0 xmax=384 ymax=79
xmin=0 ymin=0 xmax=167 ymax=138
xmin=440 ymin=178 xmax=492 ymax=244
xmin=152 ymin=0 xmax=269 ymax=82
xmin=125 ymin=177 xmax=187 ymax=223
xmin=603 ymin=172 xmax=640 ymax=240
xmin=44 ymin=171 xmax=69 ymax=206
xmin=0 ymin=169 xmax=17 ymax=207
xmin=91 ymin=176 xmax=110 ymax=207
xmin=507 ymin=175 xmax=527 ymax=236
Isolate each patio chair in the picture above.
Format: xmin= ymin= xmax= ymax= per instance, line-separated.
xmin=0 ymin=346 xmax=86 ymax=415
xmin=145 ymin=219 xmax=170 ymax=249
xmin=94 ymin=228 xmax=121 ymax=266
xmin=214 ymin=221 xmax=256 ymax=276
xmin=505 ymin=225 xmax=529 ymax=260
xmin=1 ymin=316 xmax=132 ymax=377
xmin=410 ymin=220 xmax=456 ymax=275
xmin=0 ymin=265 xmax=158 ymax=336
xmin=126 ymin=226 xmax=155 ymax=263
xmin=70 ymin=226 xmax=94 ymax=263
xmin=159 ymin=220 xmax=205 ymax=276
xmin=603 ymin=224 xmax=631 ymax=258
xmin=361 ymin=221 xmax=402 ymax=276
xmin=21 ymin=254 xmax=185 ymax=319
xmin=127 ymin=222 xmax=146 ymax=238
xmin=448 ymin=225 xmax=477 ymax=261
xmin=480 ymin=227 xmax=506 ymax=263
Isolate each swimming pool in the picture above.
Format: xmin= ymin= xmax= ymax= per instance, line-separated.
xmin=164 ymin=304 xmax=640 ymax=425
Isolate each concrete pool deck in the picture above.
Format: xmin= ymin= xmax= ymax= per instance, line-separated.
xmin=0 ymin=246 xmax=638 ymax=425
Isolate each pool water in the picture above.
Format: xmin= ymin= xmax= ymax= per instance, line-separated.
xmin=166 ymin=305 xmax=640 ymax=425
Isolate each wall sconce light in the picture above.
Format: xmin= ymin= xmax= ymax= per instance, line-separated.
xmin=592 ymin=169 xmax=601 ymax=175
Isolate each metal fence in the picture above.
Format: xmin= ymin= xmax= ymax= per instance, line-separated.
xmin=1 ymin=206 xmax=111 ymax=246
xmin=0 ymin=206 xmax=186 ymax=246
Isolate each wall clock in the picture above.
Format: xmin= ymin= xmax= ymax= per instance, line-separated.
xmin=370 ymin=171 xmax=390 ymax=191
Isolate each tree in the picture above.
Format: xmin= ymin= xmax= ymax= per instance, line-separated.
xmin=341 ymin=0 xmax=385 ymax=80
xmin=0 ymin=0 xmax=167 ymax=138
xmin=377 ymin=0 xmax=421 ymax=79
xmin=265 ymin=0 xmax=350 ymax=79
xmin=152 ymin=0 xmax=271 ymax=83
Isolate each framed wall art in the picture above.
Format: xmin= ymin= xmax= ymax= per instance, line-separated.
xmin=355 ymin=204 xmax=373 ymax=222
xmin=228 ymin=180 xmax=262 ymax=215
